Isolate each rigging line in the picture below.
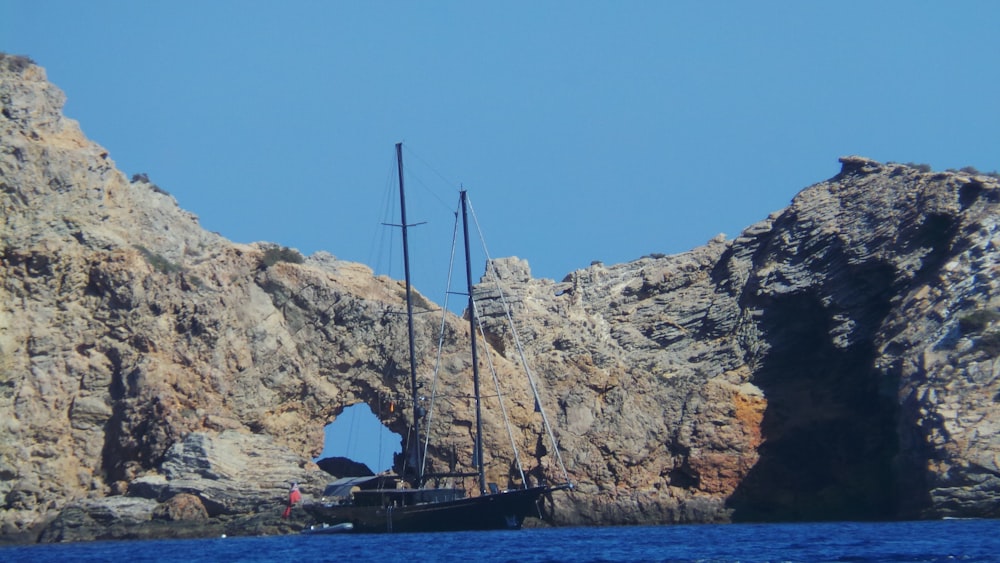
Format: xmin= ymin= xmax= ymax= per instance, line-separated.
xmin=471 ymin=296 xmax=528 ymax=487
xmin=401 ymin=422 xmax=413 ymax=481
xmin=402 ymin=144 xmax=462 ymax=196
xmin=344 ymin=404 xmax=358 ymax=460
xmin=422 ymin=392 xmax=506 ymax=400
xmin=421 ymin=201 xmax=461 ymax=477
xmin=369 ymin=151 xmax=401 ymax=278
xmin=384 ymin=308 xmax=443 ymax=317
xmin=406 ymin=166 xmax=460 ymax=215
xmin=377 ymin=394 xmax=384 ymax=472
xmin=466 ymin=195 xmax=572 ymax=485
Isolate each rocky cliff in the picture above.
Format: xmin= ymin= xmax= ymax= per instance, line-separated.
xmin=2 ymin=55 xmax=999 ymax=542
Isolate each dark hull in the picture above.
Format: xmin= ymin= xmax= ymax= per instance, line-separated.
xmin=303 ymin=485 xmax=561 ymax=534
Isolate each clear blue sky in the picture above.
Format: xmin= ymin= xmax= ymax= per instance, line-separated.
xmin=6 ymin=1 xmax=999 ymax=286
xmin=5 ymin=1 xmax=999 ymax=469
xmin=316 ymin=404 xmax=397 ymax=472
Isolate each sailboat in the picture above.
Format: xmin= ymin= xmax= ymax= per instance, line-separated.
xmin=303 ymin=144 xmax=572 ymax=533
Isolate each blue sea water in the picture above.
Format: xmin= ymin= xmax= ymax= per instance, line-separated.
xmin=2 ymin=520 xmax=998 ymax=562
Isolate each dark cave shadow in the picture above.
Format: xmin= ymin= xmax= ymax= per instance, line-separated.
xmin=726 ymin=264 xmax=925 ymax=522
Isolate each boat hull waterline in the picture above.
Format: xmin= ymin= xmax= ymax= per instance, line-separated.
xmin=304 ymin=485 xmax=567 ymax=534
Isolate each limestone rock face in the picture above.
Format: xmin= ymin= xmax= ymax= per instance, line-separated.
xmin=473 ymin=156 xmax=1000 ymax=523
xmin=2 ymin=55 xmax=1000 ymax=541
xmin=152 ymin=493 xmax=207 ymax=521
xmin=129 ymin=431 xmax=324 ymax=517
xmin=0 ymin=55 xmax=546 ymax=540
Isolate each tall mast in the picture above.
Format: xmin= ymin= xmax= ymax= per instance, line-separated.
xmin=461 ymin=190 xmax=487 ymax=494
xmin=396 ymin=142 xmax=423 ymax=486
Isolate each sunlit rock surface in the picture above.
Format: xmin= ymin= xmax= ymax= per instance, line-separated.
xmin=2 ymin=55 xmax=999 ymax=542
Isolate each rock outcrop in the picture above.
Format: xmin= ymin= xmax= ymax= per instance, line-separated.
xmin=2 ymin=55 xmax=999 ymax=542
xmin=481 ymin=155 xmax=1000 ymax=523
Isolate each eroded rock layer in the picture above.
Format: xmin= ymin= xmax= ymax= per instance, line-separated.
xmin=2 ymin=55 xmax=999 ymax=541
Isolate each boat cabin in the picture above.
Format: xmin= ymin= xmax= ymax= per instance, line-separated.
xmin=321 ymin=475 xmax=466 ymax=508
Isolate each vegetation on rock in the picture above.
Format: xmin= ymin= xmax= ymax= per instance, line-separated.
xmin=261 ymin=245 xmax=305 ymax=268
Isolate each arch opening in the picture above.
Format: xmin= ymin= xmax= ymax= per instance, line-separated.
xmin=315 ymin=403 xmax=402 ymax=477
